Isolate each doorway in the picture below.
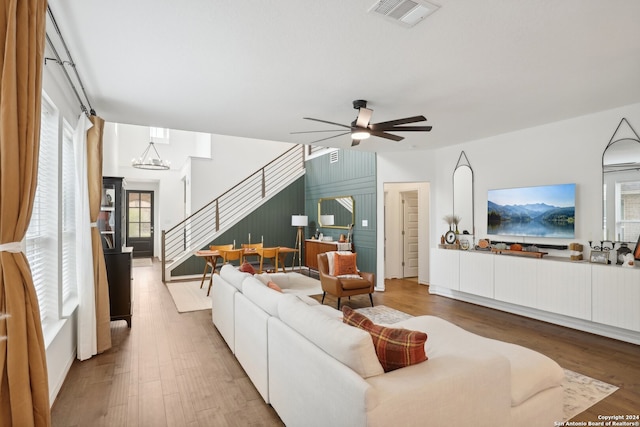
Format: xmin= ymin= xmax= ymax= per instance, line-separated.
xmin=383 ymin=182 xmax=430 ymax=283
xmin=126 ymin=190 xmax=154 ymax=258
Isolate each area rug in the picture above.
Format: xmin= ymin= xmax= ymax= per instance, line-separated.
xmin=562 ymin=369 xmax=619 ymax=421
xmin=166 ymin=280 xmax=211 ymax=312
xmin=132 ymin=258 xmax=153 ymax=267
xmin=357 ymin=305 xmax=619 ymax=421
xmin=356 ymin=305 xmax=413 ymax=324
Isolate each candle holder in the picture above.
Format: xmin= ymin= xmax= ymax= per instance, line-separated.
xmin=588 ymin=241 xmax=612 ymax=264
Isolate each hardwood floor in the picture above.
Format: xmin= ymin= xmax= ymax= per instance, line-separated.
xmin=51 ymin=265 xmax=640 ymax=426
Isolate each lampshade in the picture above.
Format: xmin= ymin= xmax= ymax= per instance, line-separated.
xmin=132 ymin=141 xmax=170 ymax=170
xmin=320 ymin=215 xmax=335 ymax=226
xmin=291 ymin=215 xmax=308 ymax=227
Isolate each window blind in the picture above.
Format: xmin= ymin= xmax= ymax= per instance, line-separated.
xmin=26 ymin=97 xmax=59 ymax=326
xmin=61 ymin=121 xmax=77 ymax=307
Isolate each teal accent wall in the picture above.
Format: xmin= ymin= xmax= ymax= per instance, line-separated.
xmin=305 ymin=150 xmax=377 ymax=274
xmin=172 ymin=176 xmax=305 ymax=276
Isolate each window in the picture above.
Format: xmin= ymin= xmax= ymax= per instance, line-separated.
xmin=26 ymin=94 xmax=59 ymax=327
xmin=61 ymin=120 xmax=77 ymax=311
xmin=150 ymin=126 xmax=170 ymax=143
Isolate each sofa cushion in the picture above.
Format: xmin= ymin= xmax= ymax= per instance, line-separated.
xmin=256 ymin=272 xmax=322 ymax=296
xmin=278 ymin=294 xmax=384 ymax=379
xmin=242 ymin=277 xmax=283 ymax=316
xmin=396 ymin=315 xmax=564 ymax=406
xmin=343 ymin=306 xmax=428 ymax=372
xmin=333 ymin=252 xmax=357 ymax=276
xmin=220 ymin=264 xmax=251 ymax=291
xmin=240 ymin=262 xmax=256 ymax=275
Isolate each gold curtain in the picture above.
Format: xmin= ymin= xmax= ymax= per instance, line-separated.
xmin=87 ymin=116 xmax=111 ymax=353
xmin=0 ymin=0 xmax=51 ymax=426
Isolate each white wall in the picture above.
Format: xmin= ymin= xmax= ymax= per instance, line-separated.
xmin=377 ymin=101 xmax=640 ymax=285
xmin=102 ymin=124 xmax=294 ymax=258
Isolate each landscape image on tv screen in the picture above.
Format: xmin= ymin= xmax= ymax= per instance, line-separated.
xmin=487 ymin=183 xmax=576 ymax=238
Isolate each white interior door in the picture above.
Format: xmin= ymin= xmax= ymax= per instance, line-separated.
xmin=402 ymin=191 xmax=419 ymax=277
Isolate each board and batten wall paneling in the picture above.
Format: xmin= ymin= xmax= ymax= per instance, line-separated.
xmin=305 ymin=150 xmax=377 ymax=274
xmin=172 ymin=177 xmax=305 ymax=276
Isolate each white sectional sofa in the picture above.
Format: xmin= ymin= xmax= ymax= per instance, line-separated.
xmin=211 ymin=264 xmax=565 ymax=427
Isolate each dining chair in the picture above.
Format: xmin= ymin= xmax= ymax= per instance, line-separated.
xmin=202 ymin=244 xmax=233 ymax=296
xmin=241 ymin=242 xmax=263 ymax=264
xmin=257 ymin=246 xmax=281 ymax=274
xmin=221 ymin=248 xmax=244 ymax=265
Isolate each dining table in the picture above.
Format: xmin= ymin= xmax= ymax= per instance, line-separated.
xmin=195 ymin=246 xmax=297 ymax=295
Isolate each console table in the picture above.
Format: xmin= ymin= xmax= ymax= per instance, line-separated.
xmin=430 ymin=248 xmax=640 ymax=344
xmin=304 ymin=239 xmax=352 ymax=272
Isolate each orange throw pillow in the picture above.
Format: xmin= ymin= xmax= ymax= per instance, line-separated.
xmin=334 ymin=252 xmax=358 ymax=276
xmin=267 ymin=281 xmax=283 ymax=293
xmin=240 ymin=262 xmax=255 ymax=275
xmin=342 ymin=306 xmax=427 ymax=372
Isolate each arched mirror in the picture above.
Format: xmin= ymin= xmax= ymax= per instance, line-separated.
xmin=453 ymin=151 xmax=474 ymax=235
xmin=602 ymin=118 xmax=640 ymax=243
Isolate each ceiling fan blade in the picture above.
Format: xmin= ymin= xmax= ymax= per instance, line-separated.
xmin=355 ymin=107 xmax=372 ymax=128
xmin=369 ymin=129 xmax=404 ymax=142
xmin=379 ymin=125 xmax=432 ymax=132
xmin=291 ymin=129 xmax=348 ymax=134
xmin=306 ymin=131 xmax=351 ymax=144
xmin=370 ymin=115 xmax=427 ymax=130
xmin=303 ymin=117 xmax=351 ymax=129
xmin=351 ymin=139 xmax=361 ymax=147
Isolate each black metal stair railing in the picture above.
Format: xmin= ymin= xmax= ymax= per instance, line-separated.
xmin=161 ymin=144 xmax=305 ymax=281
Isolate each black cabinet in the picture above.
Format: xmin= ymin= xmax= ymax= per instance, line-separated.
xmin=101 ymin=177 xmax=133 ymax=327
xmin=105 ymin=248 xmax=132 ymax=327
xmin=100 ymin=177 xmax=125 ymax=252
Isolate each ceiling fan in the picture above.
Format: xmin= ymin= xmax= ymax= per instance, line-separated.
xmin=292 ymin=100 xmax=432 ymax=146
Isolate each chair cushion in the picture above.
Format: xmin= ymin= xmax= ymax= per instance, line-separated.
xmin=340 ymin=277 xmax=370 ymax=290
xmin=342 ymin=306 xmax=428 ymax=372
xmin=334 ymin=252 xmax=358 ymax=276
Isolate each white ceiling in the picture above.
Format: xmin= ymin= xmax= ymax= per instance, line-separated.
xmin=46 ymin=0 xmax=640 ymax=152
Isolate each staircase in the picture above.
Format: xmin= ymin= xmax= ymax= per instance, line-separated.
xmin=162 ymin=145 xmax=306 ymax=281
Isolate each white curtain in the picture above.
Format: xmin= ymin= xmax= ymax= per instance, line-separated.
xmin=75 ymin=114 xmax=97 ymax=360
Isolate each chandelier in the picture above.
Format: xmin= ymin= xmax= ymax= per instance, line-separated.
xmin=131 ymin=141 xmax=170 ymax=170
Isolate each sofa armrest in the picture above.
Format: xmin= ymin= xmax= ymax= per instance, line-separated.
xmin=359 ymin=271 xmax=374 ymax=286
xmin=268 ymin=317 xmax=371 ymax=427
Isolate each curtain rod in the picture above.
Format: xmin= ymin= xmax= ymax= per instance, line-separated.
xmin=45 ymin=5 xmax=96 ymax=117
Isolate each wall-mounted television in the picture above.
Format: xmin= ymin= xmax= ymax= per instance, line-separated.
xmin=487 ymin=183 xmax=576 ymax=238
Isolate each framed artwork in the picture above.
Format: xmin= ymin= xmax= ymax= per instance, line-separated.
xmin=590 ymin=250 xmax=609 ymax=264
xmin=634 ymin=236 xmax=640 ymax=261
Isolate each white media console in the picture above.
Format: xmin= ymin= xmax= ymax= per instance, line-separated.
xmin=430 ymin=248 xmax=640 ymax=345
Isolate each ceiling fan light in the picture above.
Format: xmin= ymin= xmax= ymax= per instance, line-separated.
xmin=352 ymin=130 xmax=371 ymax=140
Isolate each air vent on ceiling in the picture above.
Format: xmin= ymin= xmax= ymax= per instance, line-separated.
xmin=368 ymin=0 xmax=440 ymax=28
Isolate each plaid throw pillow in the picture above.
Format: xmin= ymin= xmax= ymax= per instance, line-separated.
xmin=342 ymin=306 xmax=428 ymax=372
